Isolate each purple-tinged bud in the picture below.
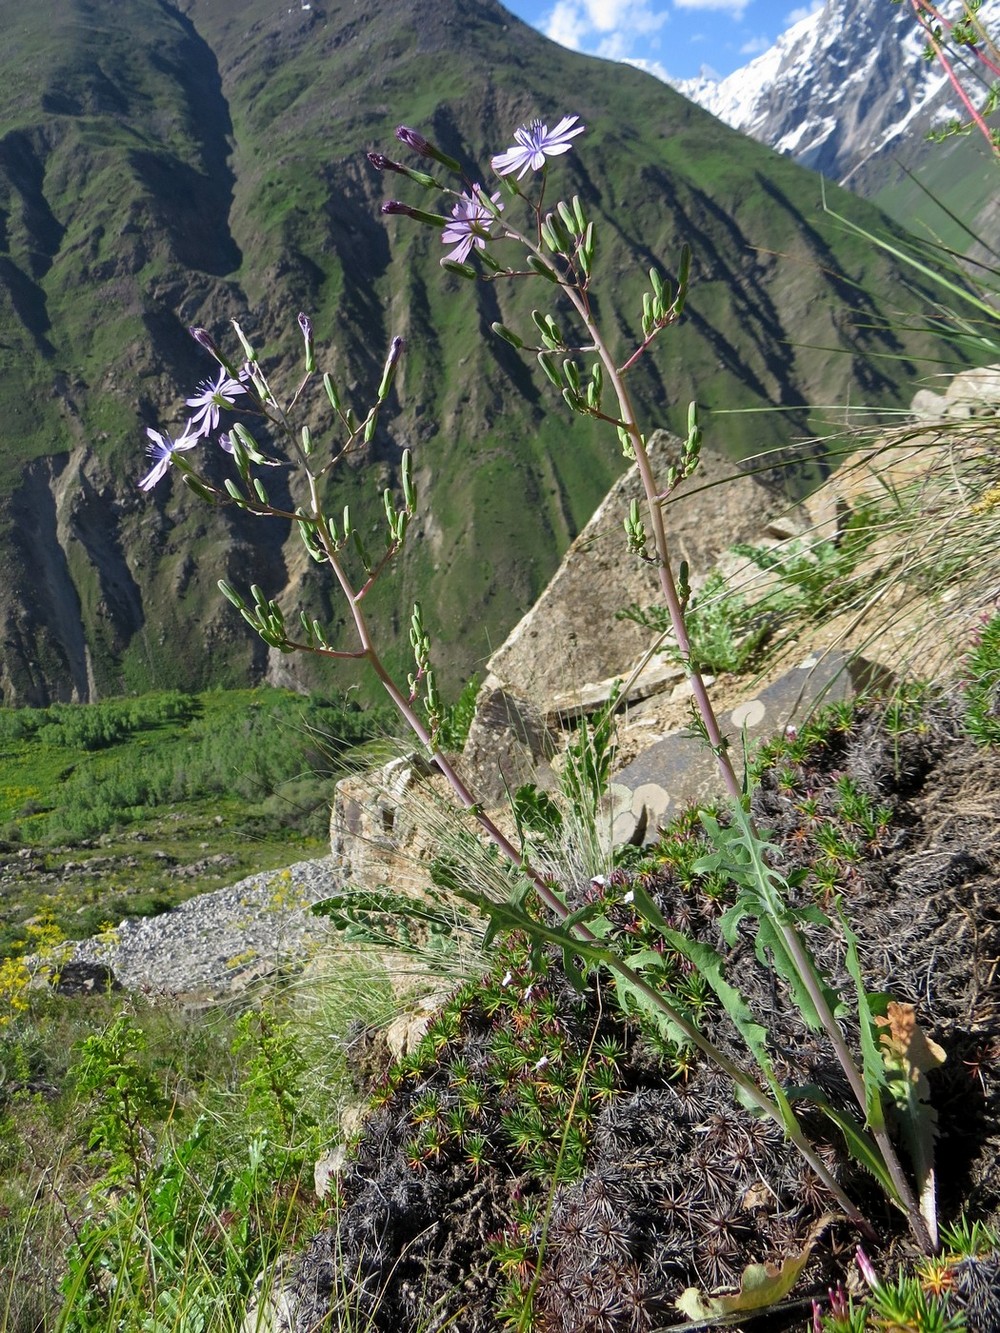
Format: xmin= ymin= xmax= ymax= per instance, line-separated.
xmin=811 ymin=1300 xmax=822 ymax=1333
xmin=827 ymin=1286 xmax=848 ymax=1319
xmin=377 ymin=336 xmax=405 ymax=400
xmin=189 ymin=326 xmax=219 ymax=355
xmin=367 ymin=152 xmax=439 ymax=189
xmin=395 ymin=125 xmax=434 ymax=156
xmin=381 ymin=201 xmax=447 ymax=228
xmin=394 ymin=125 xmax=461 ymax=173
xmin=855 ymin=1248 xmax=879 ymax=1290
xmin=298 ymin=312 xmax=315 ymax=372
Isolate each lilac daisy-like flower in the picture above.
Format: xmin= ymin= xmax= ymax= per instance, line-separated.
xmin=491 ymin=115 xmax=585 ymax=180
xmin=441 ymin=186 xmax=502 ymax=264
xmin=138 ymin=426 xmax=198 ymax=492
xmin=185 ymin=367 xmax=246 ymax=438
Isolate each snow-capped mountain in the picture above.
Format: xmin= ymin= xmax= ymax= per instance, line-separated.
xmin=672 ymin=0 xmax=996 ymax=192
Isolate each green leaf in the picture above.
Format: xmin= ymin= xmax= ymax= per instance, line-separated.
xmin=789 ymin=1083 xmax=901 ymax=1205
xmin=838 ymin=906 xmax=888 ymax=1133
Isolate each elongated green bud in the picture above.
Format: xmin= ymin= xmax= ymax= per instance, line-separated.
xmin=641 ymin=291 xmax=654 ymax=337
xmin=231 ymin=422 xmax=266 ymax=465
xmin=218 ymin=580 xmax=244 ymax=608
xmin=540 ymin=217 xmax=562 ymax=253
xmin=491 ymin=322 xmax=523 ymax=349
xmin=353 ymin=528 xmax=372 ymax=571
xmin=572 ymin=195 xmax=587 ymax=234
xmin=183 ymin=474 xmax=216 ymax=502
xmin=298 ymin=518 xmax=326 ymax=562
xmin=624 ymin=498 xmax=647 ymax=556
xmin=253 ymin=477 xmax=269 ymax=505
xmin=579 ymin=221 xmax=595 ymax=276
xmin=587 ymin=361 xmax=603 ymax=410
xmin=323 ymin=372 xmax=341 ymax=413
xmin=526 ymin=254 xmax=559 ymax=282
xmin=401 ymin=449 xmax=416 ymax=510
xmin=301 ymin=425 xmax=313 ymax=456
xmin=557 ymin=199 xmax=577 ymax=237
xmin=364 ymin=411 xmax=379 ymax=444
xmin=537 ymin=351 xmax=562 ymax=388
xmin=231 ymin=319 xmax=256 ymax=361
xmin=531 ymin=310 xmax=562 ymax=348
xmin=544 ymin=209 xmax=573 ymax=254
xmin=440 ymin=259 xmax=478 ymax=279
xmin=224 ymin=478 xmax=245 ymax=502
xmin=378 ymin=336 xmax=404 ymax=400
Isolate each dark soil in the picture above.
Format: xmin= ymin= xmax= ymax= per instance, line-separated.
xmin=288 ymin=700 xmax=1000 ymax=1333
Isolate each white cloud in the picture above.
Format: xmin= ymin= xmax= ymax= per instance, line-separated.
xmin=739 ymin=33 xmax=772 ymax=53
xmin=673 ymin=0 xmax=748 ymax=16
xmin=542 ymin=0 xmax=668 ymax=59
xmin=544 ymin=0 xmax=588 ymax=49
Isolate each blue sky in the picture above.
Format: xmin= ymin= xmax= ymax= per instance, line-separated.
xmin=501 ymin=0 xmax=819 ymax=81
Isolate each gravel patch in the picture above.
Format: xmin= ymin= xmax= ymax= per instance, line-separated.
xmin=69 ymin=857 xmax=340 ymax=997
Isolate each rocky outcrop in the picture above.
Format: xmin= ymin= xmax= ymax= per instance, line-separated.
xmin=910 ymin=365 xmax=1000 ymax=421
xmin=484 ymin=433 xmax=789 ymax=712
xmin=328 ymin=362 xmax=1000 ymax=884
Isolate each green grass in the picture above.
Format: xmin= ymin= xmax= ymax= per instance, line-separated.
xmin=0 ymin=687 xmax=392 ymax=958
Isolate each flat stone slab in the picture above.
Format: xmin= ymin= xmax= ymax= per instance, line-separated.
xmin=611 ymin=649 xmax=893 ymax=843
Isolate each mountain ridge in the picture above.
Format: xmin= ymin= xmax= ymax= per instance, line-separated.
xmin=0 ymin=0 xmax=980 ymax=705
xmin=671 ymin=0 xmax=1000 ymax=221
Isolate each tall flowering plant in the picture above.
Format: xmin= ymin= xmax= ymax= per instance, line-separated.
xmin=140 ymin=115 xmax=940 ymax=1256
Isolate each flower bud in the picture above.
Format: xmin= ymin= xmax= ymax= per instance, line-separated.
xmin=298 ymin=312 xmax=316 ymax=372
xmin=367 ymin=153 xmax=438 ymax=188
xmin=394 ymin=125 xmax=461 ymax=172
xmin=381 ymin=200 xmax=446 ymax=228
xmin=189 ymin=326 xmax=219 ymax=355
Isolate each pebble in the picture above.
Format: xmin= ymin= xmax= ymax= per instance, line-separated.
xmin=69 ymin=858 xmax=340 ymax=997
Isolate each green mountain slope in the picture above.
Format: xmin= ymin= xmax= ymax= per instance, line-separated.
xmin=0 ymin=0 xmax=977 ymax=704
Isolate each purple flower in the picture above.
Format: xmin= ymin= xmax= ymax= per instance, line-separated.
xmin=138 ymin=426 xmax=198 ymax=491
xmin=491 ymin=115 xmax=585 ymax=179
xmin=185 ymin=367 xmax=246 ymax=438
xmin=441 ymin=187 xmax=502 ymax=264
